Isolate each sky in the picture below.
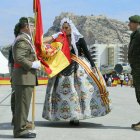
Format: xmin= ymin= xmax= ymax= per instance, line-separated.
xmin=0 ymin=0 xmax=140 ymax=46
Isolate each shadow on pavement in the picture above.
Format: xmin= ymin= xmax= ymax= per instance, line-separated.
xmin=35 ymin=121 xmax=131 ymax=129
xmin=0 ymin=134 xmax=13 ymax=139
xmin=0 ymin=121 xmax=131 ymax=139
xmin=0 ymin=123 xmax=13 ymax=139
xmin=0 ymin=122 xmax=12 ymax=130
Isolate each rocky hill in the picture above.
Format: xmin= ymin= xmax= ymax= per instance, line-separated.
xmin=0 ymin=45 xmax=11 ymax=58
xmin=45 ymin=12 xmax=130 ymax=45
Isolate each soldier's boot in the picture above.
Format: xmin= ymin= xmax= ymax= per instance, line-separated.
xmin=131 ymin=122 xmax=140 ymax=130
xmin=23 ymin=121 xmax=35 ymax=130
xmin=12 ymin=119 xmax=34 ymax=130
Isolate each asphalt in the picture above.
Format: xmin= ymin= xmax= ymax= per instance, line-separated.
xmin=0 ymin=85 xmax=140 ymax=140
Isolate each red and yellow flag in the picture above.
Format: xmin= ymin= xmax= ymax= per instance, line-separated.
xmin=33 ymin=0 xmax=71 ymax=78
xmin=33 ymin=0 xmax=43 ymax=55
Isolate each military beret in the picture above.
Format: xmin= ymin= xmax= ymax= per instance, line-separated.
xmin=28 ymin=17 xmax=35 ymax=24
xmin=129 ymin=15 xmax=140 ymax=23
xmin=19 ymin=17 xmax=35 ymax=24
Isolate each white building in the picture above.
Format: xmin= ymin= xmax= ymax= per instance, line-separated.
xmin=89 ymin=43 xmax=127 ymax=68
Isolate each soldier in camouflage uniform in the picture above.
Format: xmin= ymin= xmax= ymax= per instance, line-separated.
xmin=128 ymin=15 xmax=140 ymax=131
xmin=12 ymin=17 xmax=41 ymax=138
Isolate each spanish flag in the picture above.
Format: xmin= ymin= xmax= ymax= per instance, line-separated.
xmin=33 ymin=0 xmax=71 ymax=78
xmin=33 ymin=0 xmax=43 ymax=55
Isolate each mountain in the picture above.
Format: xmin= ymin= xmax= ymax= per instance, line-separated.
xmin=0 ymin=45 xmax=11 ymax=58
xmin=44 ymin=12 xmax=130 ymax=45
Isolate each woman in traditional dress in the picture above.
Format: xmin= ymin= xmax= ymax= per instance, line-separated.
xmin=42 ymin=17 xmax=110 ymax=125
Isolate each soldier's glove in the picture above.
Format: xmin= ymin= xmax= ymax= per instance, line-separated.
xmin=32 ymin=61 xmax=41 ymax=69
xmin=52 ymin=32 xmax=63 ymax=39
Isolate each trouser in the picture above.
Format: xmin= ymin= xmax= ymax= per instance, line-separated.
xmin=120 ymin=80 xmax=123 ymax=87
xmin=135 ymin=87 xmax=140 ymax=105
xmin=133 ymin=77 xmax=140 ymax=105
xmin=11 ymin=84 xmax=15 ymax=117
xmin=13 ymin=85 xmax=33 ymax=137
xmin=131 ymin=64 xmax=140 ymax=105
xmin=10 ymin=68 xmax=15 ymax=117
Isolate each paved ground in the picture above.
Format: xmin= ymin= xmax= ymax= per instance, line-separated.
xmin=0 ymin=85 xmax=140 ymax=140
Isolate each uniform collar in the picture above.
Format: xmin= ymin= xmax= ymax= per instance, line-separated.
xmin=21 ymin=32 xmax=32 ymax=40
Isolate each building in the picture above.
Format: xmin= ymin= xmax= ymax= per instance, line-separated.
xmin=88 ymin=43 xmax=128 ymax=68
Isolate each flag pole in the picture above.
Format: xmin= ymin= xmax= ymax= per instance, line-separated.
xmin=31 ymin=0 xmax=40 ymax=129
xmin=32 ymin=87 xmax=36 ymax=129
xmin=27 ymin=0 xmax=37 ymax=129
xmin=31 ymin=0 xmax=43 ymax=129
xmin=29 ymin=21 xmax=36 ymax=130
xmin=27 ymin=19 xmax=36 ymax=129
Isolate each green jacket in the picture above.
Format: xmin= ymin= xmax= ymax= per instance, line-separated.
xmin=12 ymin=33 xmax=38 ymax=85
xmin=128 ymin=28 xmax=140 ymax=64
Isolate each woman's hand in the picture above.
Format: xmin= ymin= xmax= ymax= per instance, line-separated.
xmin=52 ymin=32 xmax=63 ymax=39
xmin=43 ymin=32 xmax=63 ymax=44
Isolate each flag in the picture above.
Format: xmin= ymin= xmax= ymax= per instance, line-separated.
xmin=33 ymin=0 xmax=43 ymax=54
xmin=43 ymin=32 xmax=71 ymax=77
xmin=33 ymin=0 xmax=71 ymax=77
